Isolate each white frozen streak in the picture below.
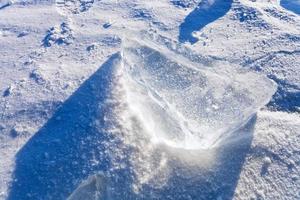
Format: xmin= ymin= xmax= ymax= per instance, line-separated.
xmin=122 ymin=39 xmax=277 ymax=149
xmin=68 ymin=173 xmax=110 ymax=200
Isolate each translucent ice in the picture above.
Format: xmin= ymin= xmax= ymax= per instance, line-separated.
xmin=68 ymin=173 xmax=109 ymax=200
xmin=122 ymin=39 xmax=277 ymax=149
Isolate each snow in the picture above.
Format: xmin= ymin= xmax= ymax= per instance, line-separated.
xmin=0 ymin=0 xmax=299 ymax=199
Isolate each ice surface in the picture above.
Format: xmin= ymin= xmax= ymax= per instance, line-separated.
xmin=122 ymin=39 xmax=277 ymax=149
xmin=68 ymin=173 xmax=109 ymax=200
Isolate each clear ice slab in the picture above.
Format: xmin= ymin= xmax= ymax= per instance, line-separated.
xmin=122 ymin=39 xmax=277 ymax=149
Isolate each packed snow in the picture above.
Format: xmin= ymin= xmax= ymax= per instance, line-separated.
xmin=0 ymin=0 xmax=299 ymax=199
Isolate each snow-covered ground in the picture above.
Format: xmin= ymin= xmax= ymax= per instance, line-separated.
xmin=0 ymin=0 xmax=299 ymax=199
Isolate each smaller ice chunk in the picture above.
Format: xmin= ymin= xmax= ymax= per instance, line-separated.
xmin=68 ymin=173 xmax=109 ymax=200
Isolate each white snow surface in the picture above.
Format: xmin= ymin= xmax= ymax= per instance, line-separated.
xmin=0 ymin=0 xmax=299 ymax=199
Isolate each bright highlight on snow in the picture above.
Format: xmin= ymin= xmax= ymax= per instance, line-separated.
xmin=121 ymin=39 xmax=277 ymax=149
xmin=1 ymin=0 xmax=299 ymax=199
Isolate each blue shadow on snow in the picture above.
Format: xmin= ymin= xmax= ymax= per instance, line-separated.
xmin=140 ymin=116 xmax=256 ymax=200
xmin=280 ymin=0 xmax=300 ymax=15
xmin=7 ymin=53 xmax=134 ymax=200
xmin=179 ymin=0 xmax=233 ymax=44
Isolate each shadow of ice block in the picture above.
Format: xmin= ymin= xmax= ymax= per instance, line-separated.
xmin=281 ymin=0 xmax=300 ymax=15
xmin=179 ymin=0 xmax=233 ymax=44
xmin=7 ymin=54 xmax=127 ymax=200
xmin=122 ymin=39 xmax=277 ymax=149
